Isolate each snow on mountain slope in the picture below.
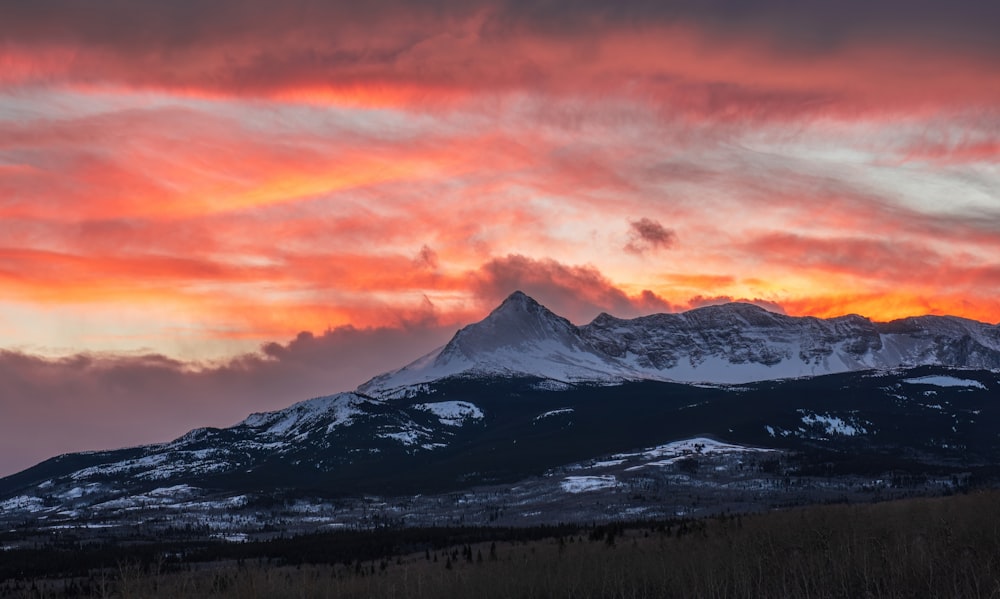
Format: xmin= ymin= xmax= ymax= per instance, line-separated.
xmin=902 ymin=375 xmax=987 ymax=389
xmin=582 ymin=305 xmax=886 ymax=383
xmin=240 ymin=392 xmax=371 ymax=437
xmin=413 ymin=401 xmax=485 ymax=426
xmin=361 ymin=292 xmax=1000 ymax=393
xmin=876 ymin=315 xmax=1000 ymax=369
xmin=0 ymin=389 xmax=491 ymax=504
xmin=618 ymin=437 xmax=779 ymax=470
xmin=359 ymin=291 xmax=648 ymax=395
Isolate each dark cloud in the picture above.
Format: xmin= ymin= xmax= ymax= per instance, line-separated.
xmin=0 ymin=0 xmax=995 ymax=110
xmin=0 ymin=324 xmax=454 ymax=477
xmin=471 ymin=254 xmax=675 ymax=323
xmin=625 ymin=218 xmax=676 ymax=254
xmin=413 ymin=245 xmax=439 ymax=270
xmin=487 ymin=0 xmax=1000 ymax=55
xmin=3 ymin=1 xmax=995 ymax=54
xmin=635 ymin=289 xmax=676 ymax=313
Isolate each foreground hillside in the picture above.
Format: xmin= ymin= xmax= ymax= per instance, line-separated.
xmin=3 ymin=366 xmax=998 ymax=537
xmin=4 ymin=490 xmax=1000 ymax=598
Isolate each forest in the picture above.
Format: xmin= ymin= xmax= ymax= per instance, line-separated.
xmin=4 ymin=489 xmax=1000 ymax=598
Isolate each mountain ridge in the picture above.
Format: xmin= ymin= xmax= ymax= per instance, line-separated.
xmin=4 ymin=365 xmax=999 ymax=536
xmin=361 ymin=291 xmax=1000 ymax=393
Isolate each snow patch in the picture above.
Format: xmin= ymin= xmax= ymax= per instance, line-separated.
xmin=532 ymin=380 xmax=574 ymax=392
xmin=534 ymin=408 xmax=574 ymax=421
xmin=561 ymin=475 xmax=617 ymax=493
xmin=242 ymin=393 xmax=369 ymax=437
xmin=376 ymin=384 xmax=434 ymax=401
xmin=800 ymin=412 xmax=868 ymax=436
xmin=590 ymin=459 xmax=626 ymax=468
xmin=147 ymin=485 xmax=197 ymax=498
xmin=0 ymin=495 xmax=46 ymax=513
xmin=381 ymin=431 xmax=422 ymax=446
xmin=641 ymin=438 xmax=773 ymax=459
xmin=413 ymin=401 xmax=484 ymax=426
xmin=903 ymin=376 xmax=986 ymax=389
xmin=621 ymin=437 xmax=778 ymax=471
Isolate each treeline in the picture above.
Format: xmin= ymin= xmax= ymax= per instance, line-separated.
xmin=0 ymin=522 xmax=588 ymax=582
xmin=6 ymin=490 xmax=1000 ymax=597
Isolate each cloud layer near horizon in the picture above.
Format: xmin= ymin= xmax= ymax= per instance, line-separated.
xmin=0 ymin=323 xmax=457 ymax=476
xmin=1 ymin=0 xmax=998 ymax=474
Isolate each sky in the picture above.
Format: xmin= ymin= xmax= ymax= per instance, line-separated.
xmin=0 ymin=0 xmax=998 ymax=475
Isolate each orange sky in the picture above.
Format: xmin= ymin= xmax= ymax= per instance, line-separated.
xmin=0 ymin=0 xmax=998 ymax=474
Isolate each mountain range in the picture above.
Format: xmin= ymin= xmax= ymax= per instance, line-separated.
xmin=363 ymin=290 xmax=1000 ymax=391
xmin=2 ymin=292 xmax=999 ymax=536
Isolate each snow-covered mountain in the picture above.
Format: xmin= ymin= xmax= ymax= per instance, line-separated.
xmin=3 ymin=291 xmax=1000 ymax=535
xmin=362 ymin=291 xmax=1000 ymax=393
xmin=359 ymin=291 xmax=644 ymax=393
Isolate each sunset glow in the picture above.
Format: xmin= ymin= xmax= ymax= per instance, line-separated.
xmin=1 ymin=1 xmax=997 ymax=474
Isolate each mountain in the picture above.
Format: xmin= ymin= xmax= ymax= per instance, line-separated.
xmin=2 ymin=292 xmax=1000 ymax=537
xmin=359 ymin=291 xmax=640 ymax=393
xmin=363 ymin=291 xmax=1000 ymax=393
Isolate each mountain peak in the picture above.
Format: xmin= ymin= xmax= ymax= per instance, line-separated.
xmin=358 ymin=292 xmax=632 ymax=393
xmin=483 ymin=291 xmax=552 ymax=324
xmin=501 ymin=289 xmax=534 ymax=305
xmin=450 ymin=292 xmax=576 ymax=353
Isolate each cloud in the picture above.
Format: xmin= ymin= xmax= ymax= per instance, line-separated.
xmin=625 ymin=217 xmax=677 ymax=254
xmin=740 ymin=233 xmax=943 ymax=281
xmin=898 ymin=139 xmax=1000 ymax=165
xmin=778 ymin=292 xmax=1000 ymax=324
xmin=0 ymin=1 xmax=996 ymax=114
xmin=3 ymin=1 xmax=996 ymax=54
xmin=413 ymin=245 xmax=439 ymax=270
xmin=1 ymin=91 xmax=998 ymax=352
xmin=0 ymin=323 xmax=455 ymax=477
xmin=734 ymin=232 xmax=1000 ymax=322
xmin=470 ymin=254 xmax=675 ymax=323
xmin=486 ymin=1 xmax=1000 ymax=55
xmin=660 ymin=273 xmax=737 ymax=289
